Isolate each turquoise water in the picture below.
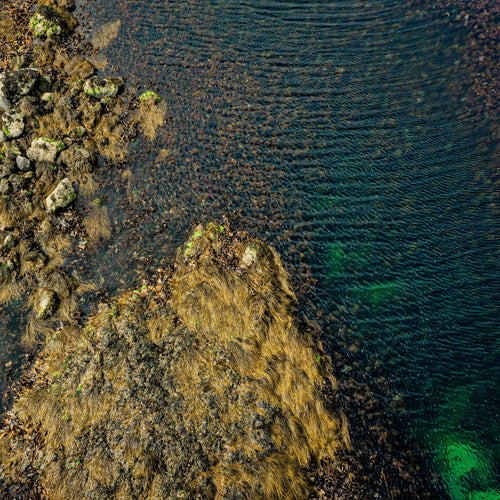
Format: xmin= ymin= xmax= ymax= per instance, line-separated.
xmin=72 ymin=0 xmax=499 ymax=497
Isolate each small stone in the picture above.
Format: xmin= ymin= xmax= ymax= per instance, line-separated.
xmin=36 ymin=288 xmax=59 ymax=319
xmin=2 ymin=111 xmax=24 ymax=139
xmin=27 ymin=137 xmax=65 ymax=163
xmin=241 ymin=244 xmax=258 ymax=267
xmin=0 ymin=178 xmax=11 ymax=194
xmin=83 ymin=76 xmax=120 ymax=99
xmin=0 ymin=95 xmax=10 ymax=112
xmin=8 ymin=174 xmax=25 ymax=192
xmin=45 ymin=177 xmax=76 ymax=212
xmin=29 ymin=7 xmax=64 ymax=38
xmin=16 ymin=156 xmax=31 ymax=171
xmin=41 ymin=92 xmax=54 ymax=102
xmin=0 ymin=130 xmax=5 ymax=143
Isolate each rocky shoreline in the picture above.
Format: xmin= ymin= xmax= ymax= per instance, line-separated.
xmin=0 ymin=0 xmax=448 ymax=498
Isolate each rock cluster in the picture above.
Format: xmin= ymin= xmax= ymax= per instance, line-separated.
xmin=0 ymin=0 xmax=133 ymax=331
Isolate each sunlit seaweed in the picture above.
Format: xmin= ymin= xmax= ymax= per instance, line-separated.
xmin=83 ymin=199 xmax=112 ymax=245
xmin=0 ymin=224 xmax=349 ymax=499
xmin=133 ymin=94 xmax=168 ymax=142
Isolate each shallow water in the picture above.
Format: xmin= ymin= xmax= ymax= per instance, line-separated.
xmin=7 ymin=0 xmax=499 ymax=497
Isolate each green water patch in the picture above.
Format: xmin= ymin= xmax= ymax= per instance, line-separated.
xmin=434 ymin=436 xmax=499 ymax=500
xmin=425 ymin=383 xmax=500 ymax=500
xmin=351 ymin=279 xmax=407 ymax=308
xmin=325 ymin=241 xmax=370 ymax=278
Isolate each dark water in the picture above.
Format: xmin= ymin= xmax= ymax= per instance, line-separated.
xmin=63 ymin=0 xmax=500 ymax=497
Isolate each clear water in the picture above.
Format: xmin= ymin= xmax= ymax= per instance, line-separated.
xmin=9 ymin=0 xmax=500 ymax=497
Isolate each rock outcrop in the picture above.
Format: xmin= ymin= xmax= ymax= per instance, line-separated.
xmin=0 ymin=224 xmax=349 ymax=499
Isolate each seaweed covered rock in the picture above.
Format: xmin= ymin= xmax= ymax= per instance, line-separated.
xmin=29 ymin=4 xmax=78 ymax=39
xmin=0 ymin=224 xmax=350 ymax=499
xmin=29 ymin=6 xmax=65 ymax=38
xmin=83 ymin=76 xmax=120 ymax=99
xmin=0 ymin=68 xmax=40 ymax=108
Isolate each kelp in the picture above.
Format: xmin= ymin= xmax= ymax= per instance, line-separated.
xmin=0 ymin=223 xmax=350 ymax=499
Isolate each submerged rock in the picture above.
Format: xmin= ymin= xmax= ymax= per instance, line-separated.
xmin=45 ymin=177 xmax=75 ymax=211
xmin=83 ymin=75 xmax=120 ymax=98
xmin=27 ymin=137 xmax=65 ymax=163
xmin=59 ymin=143 xmax=97 ymax=172
xmin=0 ymin=68 xmax=40 ymax=105
xmin=64 ymin=56 xmax=96 ymax=82
xmin=0 ymin=224 xmax=349 ymax=499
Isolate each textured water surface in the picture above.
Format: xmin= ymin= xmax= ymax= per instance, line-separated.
xmin=73 ymin=0 xmax=499 ymax=497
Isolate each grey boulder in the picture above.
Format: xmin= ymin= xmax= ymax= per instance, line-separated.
xmin=27 ymin=137 xmax=65 ymax=163
xmin=45 ymin=177 xmax=76 ymax=212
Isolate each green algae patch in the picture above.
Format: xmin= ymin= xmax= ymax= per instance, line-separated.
xmin=29 ymin=9 xmax=64 ymax=38
xmin=469 ymin=490 xmax=500 ymax=500
xmin=0 ymin=224 xmax=350 ymax=499
xmin=139 ymin=90 xmax=162 ymax=103
xmin=83 ymin=76 xmax=120 ymax=99
xmin=326 ymin=241 xmax=369 ymax=278
xmin=436 ymin=437 xmax=497 ymax=500
xmin=426 ymin=383 xmax=500 ymax=500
